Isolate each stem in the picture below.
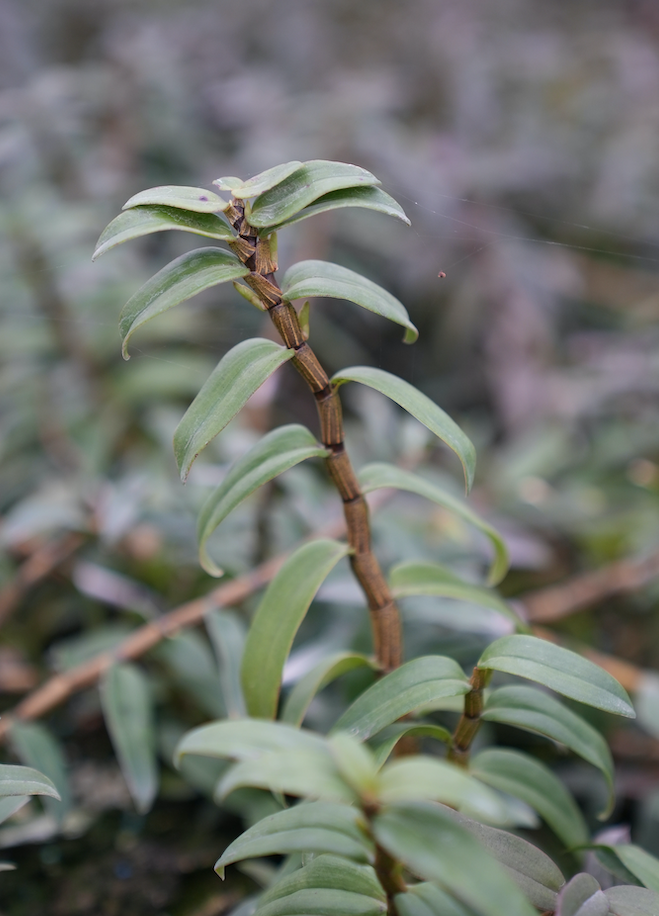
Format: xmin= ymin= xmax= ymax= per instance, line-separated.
xmin=226 ymin=202 xmax=403 ymax=672
xmin=374 ymin=845 xmax=406 ymax=916
xmin=447 ymin=666 xmax=490 ymax=767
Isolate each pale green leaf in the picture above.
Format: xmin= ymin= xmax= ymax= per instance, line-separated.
xmin=198 ymin=424 xmax=329 ymax=575
xmin=359 ymin=463 xmax=509 ymax=585
xmin=174 ymin=338 xmax=295 ymax=481
xmin=119 ymin=247 xmax=249 ymax=358
xmin=609 ymin=846 xmax=659 ymax=894
xmin=328 ymin=733 xmax=379 ymax=796
xmin=331 ymin=367 xmax=476 ymax=492
xmin=157 ymin=630 xmax=224 ymax=718
xmin=482 ymin=685 xmax=615 ymax=818
xmin=395 ymin=883 xmax=474 ymax=916
xmin=0 ymin=765 xmax=60 ymax=801
xmin=241 ymin=539 xmax=351 ymax=719
xmin=229 ymin=161 xmax=303 ymax=198
xmin=267 ymin=186 xmax=410 ymax=233
xmin=99 ymin=663 xmax=158 ymax=813
xmin=175 ymin=718 xmax=326 ymax=766
xmin=9 ymin=722 xmax=71 ymax=826
xmin=605 ymin=885 xmax=659 ymax=915
xmin=370 ymin=724 xmax=452 ymax=768
xmin=281 ymin=652 xmax=379 ymax=727
xmin=205 ymin=609 xmax=247 ymax=718
xmin=471 ymin=748 xmax=588 ymax=849
xmin=256 ymin=887 xmax=385 ymax=916
xmin=249 ymin=161 xmax=380 ymax=228
xmin=373 ymin=802 xmax=537 ymax=916
xmin=556 ymin=874 xmax=608 ymax=916
xmin=281 ymin=260 xmax=418 ymax=344
xmin=92 ymin=205 xmax=234 ymax=260
xmin=332 ymin=656 xmax=470 ymax=741
xmin=123 ymin=184 xmax=229 ymax=212
xmin=258 ymin=855 xmax=385 ymax=905
xmin=478 ymin=635 xmax=635 ymax=717
xmin=0 ymin=796 xmax=29 ymax=826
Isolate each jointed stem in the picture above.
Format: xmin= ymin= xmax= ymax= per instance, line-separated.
xmin=448 ymin=666 xmax=490 ymax=766
xmin=227 ymin=202 xmax=402 ymax=672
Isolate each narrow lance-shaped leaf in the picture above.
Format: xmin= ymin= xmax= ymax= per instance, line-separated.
xmin=248 ymin=160 xmax=380 ymax=228
xmin=390 ymin=561 xmax=523 ymax=630
xmin=176 ymin=718 xmax=326 ymax=767
xmin=0 ymin=796 xmax=29 ymax=827
xmin=482 ymin=685 xmax=615 ymax=818
xmin=477 ymin=635 xmax=635 ymax=717
xmin=370 ymin=723 xmax=452 ymax=768
xmin=92 ymin=205 xmax=234 ymax=260
xmin=9 ymin=722 xmax=71 ymax=826
xmin=222 ymin=161 xmax=303 ymax=198
xmin=265 ymin=185 xmax=410 ymax=234
xmin=395 ymin=883 xmax=474 ymax=916
xmin=198 ymin=424 xmax=330 ymax=575
xmin=331 ymin=367 xmax=476 ymax=492
xmin=100 ymin=663 xmax=158 ymax=814
xmin=174 ymin=338 xmax=295 ymax=481
xmin=281 ymin=652 xmax=379 ymax=727
xmin=359 ymin=462 xmax=509 ymax=585
xmin=119 ymin=247 xmax=249 ymax=358
xmin=281 ymin=260 xmax=418 ymax=344
xmin=123 ymin=185 xmax=230 ymax=212
xmin=600 ymin=845 xmax=659 ymax=894
xmin=0 ymin=765 xmax=60 ymax=801
xmin=258 ymin=855 xmax=385 ymax=905
xmin=241 ymin=539 xmax=351 ymax=719
xmin=205 ymin=609 xmax=248 ymax=718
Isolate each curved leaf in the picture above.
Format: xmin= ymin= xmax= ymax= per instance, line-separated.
xmin=605 ymin=885 xmax=659 ymax=915
xmin=478 ymin=635 xmax=635 ymax=718
xmin=395 ymin=883 xmax=474 ymax=916
xmin=258 ymin=855 xmax=385 ymax=904
xmin=556 ymin=874 xmax=608 ymax=916
xmin=205 ymin=609 xmax=247 ymax=718
xmin=359 ymin=463 xmax=509 ymax=585
xmin=218 ymin=748 xmax=356 ymax=804
xmin=0 ymin=765 xmax=60 ymax=801
xmin=267 ymin=185 xmax=410 ymax=233
xmin=0 ymin=796 xmax=29 ymax=826
xmin=482 ymin=685 xmax=615 ymax=818
xmin=9 ymin=722 xmax=71 ymax=826
xmin=92 ymin=205 xmax=234 ymax=260
xmin=471 ymin=748 xmax=588 ymax=849
xmin=332 ymin=656 xmax=470 ymax=741
xmin=123 ymin=184 xmax=229 ymax=212
xmin=175 ymin=719 xmax=326 ymax=766
xmin=249 ymin=161 xmax=380 ymax=228
xmin=100 ymin=663 xmax=158 ymax=813
xmin=390 ymin=561 xmax=522 ymax=630
xmin=608 ymin=846 xmax=659 ymax=894
xmin=226 ymin=161 xmax=303 ymax=199
xmin=281 ymin=652 xmax=379 ymax=727
xmin=198 ymin=424 xmax=329 ymax=575
xmin=281 ymin=260 xmax=418 ymax=344
xmin=257 ymin=888 xmax=385 ymax=916
xmin=331 ymin=367 xmax=476 ymax=492
xmin=370 ymin=724 xmax=452 ymax=768
xmin=174 ymin=338 xmax=295 ymax=481
xmin=119 ymin=247 xmax=249 ymax=358
xmin=241 ymin=539 xmax=351 ymax=719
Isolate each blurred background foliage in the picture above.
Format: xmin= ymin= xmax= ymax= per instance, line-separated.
xmin=3 ymin=0 xmax=659 ymax=913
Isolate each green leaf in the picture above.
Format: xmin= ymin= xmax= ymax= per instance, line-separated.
xmin=328 ymin=733 xmax=379 ymax=796
xmin=214 ymin=801 xmax=374 ymax=876
xmin=119 ymin=247 xmax=249 ymax=358
xmin=157 ymin=630 xmax=225 ymax=718
xmin=241 ymin=539 xmax=351 ymax=719
xmin=92 ymin=205 xmax=234 ymax=260
xmin=0 ymin=765 xmax=60 ymax=801
xmin=359 ymin=463 xmax=509 ymax=585
xmin=332 ymin=656 xmax=470 ymax=741
xmin=174 ymin=338 xmax=295 ymax=481
xmin=370 ymin=724 xmax=452 ymax=768
xmin=477 ymin=635 xmax=635 ymax=718
xmin=9 ymin=722 xmax=71 ymax=826
xmin=175 ymin=718 xmax=327 ymax=767
xmin=99 ymin=663 xmax=158 ymax=813
xmin=205 ymin=609 xmax=248 ymax=718
xmin=556 ymin=874 xmax=609 ymax=916
xmin=228 ymin=161 xmax=303 ymax=199
xmin=281 ymin=652 xmax=379 ymax=727
xmin=373 ymin=802 xmax=537 ymax=916
xmin=390 ymin=561 xmax=522 ymax=630
xmin=482 ymin=685 xmax=615 ymax=818
xmin=258 ymin=855 xmax=385 ymax=905
xmin=198 ymin=425 xmax=330 ymax=575
xmin=281 ymin=260 xmax=418 ymax=344
xmin=395 ymin=883 xmax=474 ymax=916
xmin=123 ymin=185 xmax=230 ymax=212
xmin=471 ymin=748 xmax=588 ymax=849
xmin=267 ymin=185 xmax=410 ymax=233
xmin=256 ymin=887 xmax=385 ymax=916
xmin=0 ymin=796 xmax=29 ymax=826
xmin=331 ymin=367 xmax=476 ymax=492
xmin=605 ymin=886 xmax=659 ymax=915
xmin=608 ymin=846 xmax=659 ymax=894
xmin=378 ymin=756 xmax=508 ymax=824
xmin=248 ymin=161 xmax=380 ymax=228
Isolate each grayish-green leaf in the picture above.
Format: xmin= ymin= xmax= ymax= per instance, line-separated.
xmin=556 ymin=874 xmax=609 ymax=916
xmin=241 ymin=539 xmax=351 ymax=719
xmin=609 ymin=846 xmax=659 ymax=894
xmin=359 ymin=463 xmax=509 ymax=585
xmin=174 ymin=338 xmax=295 ymax=481
xmin=9 ymin=722 xmax=71 ymax=826
xmin=157 ymin=630 xmax=225 ymax=718
xmin=267 ymin=186 xmax=410 ymax=233
xmin=482 ymin=685 xmax=615 ymax=818
xmin=0 ymin=796 xmax=29 ymax=826
xmin=249 ymin=161 xmax=380 ymax=228
xmin=605 ymin=886 xmax=659 ymax=915
xmin=175 ymin=719 xmax=326 ymax=767
xmin=258 ymin=855 xmax=385 ymax=905
xmin=230 ymin=161 xmax=303 ymax=199
xmin=478 ymin=635 xmax=635 ymax=717
xmin=333 ymin=656 xmax=470 ymax=741
xmin=256 ymin=887 xmax=385 ymax=916
xmin=0 ymin=765 xmax=60 ymax=801
xmin=205 ymin=609 xmax=248 ymax=718
xmin=395 ymin=883 xmax=474 ymax=916
xmin=119 ymin=247 xmax=249 ymax=358
xmin=471 ymin=748 xmax=588 ymax=849
xmin=370 ymin=724 xmax=452 ymax=768
xmin=198 ymin=425 xmax=329 ymax=575
xmin=281 ymin=260 xmax=418 ymax=344
xmin=373 ymin=802 xmax=537 ymax=916
xmin=281 ymin=652 xmax=379 ymax=727
xmin=123 ymin=185 xmax=229 ymax=212
xmin=99 ymin=663 xmax=158 ymax=813
xmin=331 ymin=367 xmax=476 ymax=492
xmin=92 ymin=205 xmax=234 ymax=260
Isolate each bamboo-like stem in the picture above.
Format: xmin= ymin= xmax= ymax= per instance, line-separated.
xmin=447 ymin=667 xmax=491 ymax=767
xmin=227 ymin=202 xmax=403 ymax=672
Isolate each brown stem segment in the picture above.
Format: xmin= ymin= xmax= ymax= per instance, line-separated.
xmin=448 ymin=666 xmax=491 ymax=767
xmin=227 ymin=202 xmax=402 ymax=672
xmin=374 ymin=845 xmax=406 ymax=916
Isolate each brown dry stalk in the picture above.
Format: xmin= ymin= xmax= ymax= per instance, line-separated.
xmin=226 ymin=201 xmax=402 ymax=672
